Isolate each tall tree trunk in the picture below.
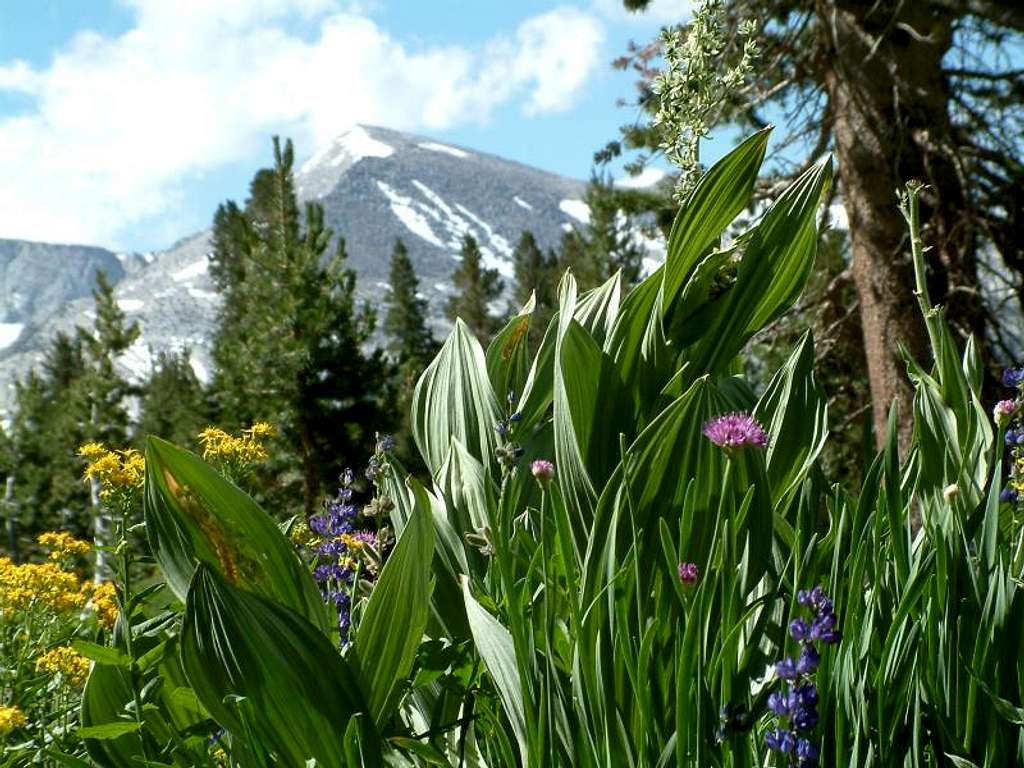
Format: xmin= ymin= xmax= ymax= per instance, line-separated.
xmin=819 ymin=1 xmax=989 ymax=451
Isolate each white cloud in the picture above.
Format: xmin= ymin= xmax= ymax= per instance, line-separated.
xmin=592 ymin=0 xmax=691 ymax=25
xmin=0 ymin=1 xmax=604 ymax=247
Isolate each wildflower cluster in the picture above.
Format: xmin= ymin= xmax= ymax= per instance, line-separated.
xmin=530 ymin=459 xmax=554 ymax=488
xmin=306 ymin=470 xmax=383 ymax=641
xmin=495 ymin=391 xmax=524 ymax=472
xmin=702 ymin=412 xmax=769 ymax=454
xmin=36 ymin=645 xmax=90 ymax=688
xmin=79 ymin=443 xmax=145 ymax=504
xmin=198 ymin=422 xmax=274 ymax=479
xmin=0 ymin=557 xmax=86 ymax=614
xmin=0 ymin=705 xmax=26 ymax=737
xmin=88 ymin=581 xmax=119 ymax=630
xmin=998 ymin=367 xmax=1024 ymax=506
xmin=677 ymin=561 xmax=699 ymax=585
xmin=765 ymin=586 xmax=840 ymax=765
xmin=37 ymin=531 xmax=90 ymax=561
xmin=653 ymin=0 xmax=759 ymax=200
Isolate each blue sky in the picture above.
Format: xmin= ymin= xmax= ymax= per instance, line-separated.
xmin=0 ymin=0 xmax=694 ymax=251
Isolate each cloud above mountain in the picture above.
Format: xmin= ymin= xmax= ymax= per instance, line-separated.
xmin=0 ymin=0 xmax=604 ymax=247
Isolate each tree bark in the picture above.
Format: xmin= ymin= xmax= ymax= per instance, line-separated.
xmin=818 ymin=1 xmax=989 ymax=451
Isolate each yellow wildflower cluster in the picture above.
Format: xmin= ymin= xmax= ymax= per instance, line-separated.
xmin=198 ymin=422 xmax=274 ymax=466
xmin=79 ymin=443 xmax=145 ymax=501
xmin=37 ymin=531 xmax=90 ymax=560
xmin=88 ymin=581 xmax=119 ymax=630
xmin=0 ymin=705 xmax=26 ymax=737
xmin=0 ymin=558 xmax=86 ymax=614
xmin=36 ymin=645 xmax=90 ymax=687
xmin=339 ymin=533 xmax=367 ymax=551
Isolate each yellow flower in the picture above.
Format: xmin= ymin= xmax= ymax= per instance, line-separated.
xmin=0 ymin=705 xmax=26 ymax=736
xmin=37 ymin=531 xmax=91 ymax=560
xmin=89 ymin=582 xmax=119 ymax=630
xmin=79 ymin=444 xmax=145 ymax=501
xmin=198 ymin=423 xmax=274 ymax=468
xmin=36 ymin=645 xmax=90 ymax=687
xmin=0 ymin=559 xmax=85 ymax=614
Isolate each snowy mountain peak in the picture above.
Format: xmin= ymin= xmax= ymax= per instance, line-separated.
xmin=0 ymin=125 xmax=595 ymax=411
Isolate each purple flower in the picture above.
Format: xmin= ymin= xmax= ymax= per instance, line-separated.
xmin=792 ymin=705 xmax=819 ymax=731
xmin=765 ymin=728 xmax=795 ymax=753
xmin=797 ymin=589 xmax=812 ymax=607
xmin=677 ymin=561 xmax=699 ymax=585
xmin=702 ymin=412 xmax=769 ymax=451
xmin=789 ymin=618 xmax=811 ymax=642
xmin=994 ymin=399 xmax=1017 ymax=427
xmin=794 ymin=682 xmax=818 ymax=708
xmin=810 ymin=612 xmax=840 ymax=645
xmin=375 ymin=434 xmax=395 ymax=453
xmin=796 ymin=737 xmax=820 ymax=763
xmin=767 ymin=691 xmax=791 ymax=717
xmin=1001 ymin=487 xmax=1019 ymax=504
xmin=796 ymin=644 xmax=820 ymax=675
xmin=531 ymin=459 xmax=555 ymax=486
xmin=1003 ymin=367 xmax=1024 ymax=388
xmin=775 ymin=657 xmax=798 ymax=680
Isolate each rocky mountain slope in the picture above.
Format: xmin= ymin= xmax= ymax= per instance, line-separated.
xmin=0 ymin=125 xmax=611 ymax=410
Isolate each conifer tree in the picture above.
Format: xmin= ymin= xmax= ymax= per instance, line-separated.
xmin=555 ymin=229 xmax=602 ymax=292
xmin=384 ymin=239 xmax=436 ymax=365
xmin=209 ymin=137 xmax=394 ymax=513
xmin=445 ymin=234 xmax=503 ymax=340
xmin=584 ymin=178 xmax=646 ymax=287
xmin=136 ymin=350 xmax=208 ymax=450
xmin=512 ymin=231 xmax=557 ymax=349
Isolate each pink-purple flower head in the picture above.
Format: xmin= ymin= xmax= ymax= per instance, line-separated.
xmin=994 ymin=399 xmax=1017 ymax=428
xmin=702 ymin=412 xmax=769 ymax=454
xmin=530 ymin=459 xmax=555 ymax=487
xmin=678 ymin=561 xmax=699 ymax=585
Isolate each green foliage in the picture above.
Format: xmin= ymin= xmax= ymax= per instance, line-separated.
xmin=135 ymin=350 xmax=207 ymax=451
xmin=209 ymin=136 xmax=394 ymax=512
xmin=11 ymin=134 xmax=1024 ymax=768
xmin=445 ymin=234 xmax=504 ymax=340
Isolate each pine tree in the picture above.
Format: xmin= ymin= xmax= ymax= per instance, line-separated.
xmin=210 ymin=137 xmax=395 ymax=513
xmin=384 ymin=239 xmax=436 ymax=365
xmin=555 ymin=229 xmax=602 ymax=292
xmin=445 ymin=234 xmax=503 ymax=340
xmin=136 ymin=350 xmax=208 ymax=449
xmin=512 ymin=231 xmax=557 ymax=349
xmin=584 ymin=178 xmax=646 ymax=287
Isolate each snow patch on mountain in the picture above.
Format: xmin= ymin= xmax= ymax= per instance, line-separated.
xmin=513 ymin=196 xmax=533 ymax=211
xmin=173 ymin=260 xmax=208 ymax=282
xmin=117 ymin=298 xmax=145 ymax=312
xmin=0 ymin=324 xmax=23 ymax=351
xmin=303 ymin=126 xmax=394 ymax=173
xmin=376 ymin=180 xmax=446 ymax=248
xmin=560 ymin=199 xmax=591 ymax=224
xmin=419 ymin=142 xmax=470 ymax=159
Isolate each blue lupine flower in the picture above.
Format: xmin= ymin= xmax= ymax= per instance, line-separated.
xmin=776 ymin=657 xmax=798 ymax=680
xmin=765 ymin=728 xmax=795 ymax=753
xmin=1001 ymin=487 xmax=1019 ymax=504
xmin=375 ymin=434 xmax=395 ymax=453
xmin=789 ymin=618 xmax=811 ymax=641
xmin=797 ymin=589 xmax=813 ymax=607
xmin=794 ymin=682 xmax=818 ymax=707
xmin=1004 ymin=429 xmax=1018 ymax=446
xmin=796 ymin=737 xmax=820 ymax=762
xmin=767 ymin=691 xmax=790 ymax=717
xmin=792 ymin=705 xmax=819 ymax=731
xmin=1002 ymin=367 xmax=1024 ymax=388
xmin=797 ymin=645 xmax=820 ymax=675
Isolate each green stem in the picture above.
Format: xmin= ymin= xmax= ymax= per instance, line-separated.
xmin=115 ymin=505 xmax=150 ymax=761
xmin=905 ymin=182 xmax=942 ymax=354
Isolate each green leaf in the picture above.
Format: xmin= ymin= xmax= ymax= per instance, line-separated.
xmin=682 ymin=154 xmax=832 ymax=378
xmin=412 ymin=319 xmax=503 ymax=475
xmin=486 ymin=293 xmax=535 ymax=405
xmin=352 ymin=501 xmax=434 ymax=724
xmin=144 ymin=436 xmax=328 ymax=631
xmin=180 ymin=565 xmax=371 ymax=766
xmin=72 ymin=640 xmax=131 ymax=668
xmin=80 ymin=665 xmax=147 ymax=768
xmin=461 ymin=576 xmax=527 ymax=759
xmin=661 ymin=129 xmax=771 ymax=301
xmin=753 ymin=331 xmax=828 ymax=506
xmin=76 ymin=722 xmax=142 ymax=740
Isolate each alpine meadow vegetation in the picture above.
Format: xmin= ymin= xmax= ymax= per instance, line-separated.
xmin=1 ymin=4 xmax=1023 ymax=765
